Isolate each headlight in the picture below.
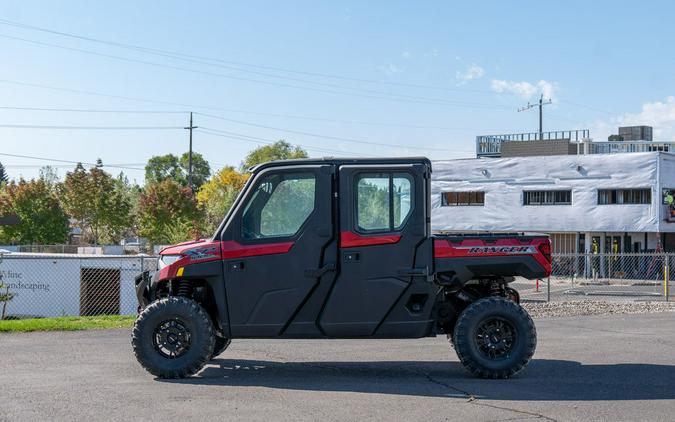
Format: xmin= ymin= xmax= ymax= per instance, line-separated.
xmin=158 ymin=254 xmax=182 ymax=270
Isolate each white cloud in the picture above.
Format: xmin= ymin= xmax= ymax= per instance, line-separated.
xmin=387 ymin=64 xmax=404 ymax=74
xmin=490 ymin=79 xmax=558 ymax=101
xmin=592 ymin=96 xmax=675 ymax=141
xmin=455 ymin=64 xmax=484 ymax=84
xmin=378 ymin=64 xmax=404 ymax=75
xmin=401 ymin=51 xmax=412 ymax=60
xmin=538 ymin=80 xmax=556 ymax=101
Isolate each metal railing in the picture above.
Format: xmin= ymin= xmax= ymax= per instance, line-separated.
xmin=476 ymin=129 xmax=591 ymax=157
xmin=0 ymin=254 xmax=157 ymax=319
xmin=516 ymin=253 xmax=672 ymax=302
xmin=589 ymin=140 xmax=675 ymax=154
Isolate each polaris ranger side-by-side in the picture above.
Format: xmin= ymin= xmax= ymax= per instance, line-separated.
xmin=132 ymin=158 xmax=551 ymax=379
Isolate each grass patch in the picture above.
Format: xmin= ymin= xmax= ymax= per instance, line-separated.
xmin=0 ymin=315 xmax=135 ymax=333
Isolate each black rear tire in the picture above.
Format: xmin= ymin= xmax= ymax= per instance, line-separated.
xmin=452 ymin=297 xmax=536 ymax=379
xmin=132 ymin=297 xmax=215 ymax=378
xmin=212 ymin=335 xmax=231 ymax=358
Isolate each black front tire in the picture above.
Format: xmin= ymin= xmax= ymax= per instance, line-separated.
xmin=212 ymin=336 xmax=231 ymax=358
xmin=452 ymin=297 xmax=536 ymax=379
xmin=132 ymin=297 xmax=215 ymax=378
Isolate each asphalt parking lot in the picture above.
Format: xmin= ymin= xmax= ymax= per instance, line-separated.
xmin=2 ymin=313 xmax=675 ymax=422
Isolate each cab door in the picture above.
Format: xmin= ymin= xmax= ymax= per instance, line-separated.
xmin=222 ymin=164 xmax=334 ymax=337
xmin=319 ymin=164 xmax=428 ymax=336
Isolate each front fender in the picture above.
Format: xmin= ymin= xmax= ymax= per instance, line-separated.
xmin=134 ymin=270 xmax=153 ymax=311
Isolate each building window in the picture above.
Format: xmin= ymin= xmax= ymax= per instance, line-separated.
xmin=523 ymin=190 xmax=572 ymax=205
xmin=441 ymin=191 xmax=485 ymax=206
xmin=597 ymin=189 xmax=651 ymax=205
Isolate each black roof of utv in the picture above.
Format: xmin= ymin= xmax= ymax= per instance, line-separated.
xmin=249 ymin=157 xmax=432 ymax=173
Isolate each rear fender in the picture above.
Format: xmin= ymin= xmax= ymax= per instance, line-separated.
xmin=433 ymin=237 xmax=551 ymax=286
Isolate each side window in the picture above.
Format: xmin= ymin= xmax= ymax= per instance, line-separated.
xmin=356 ymin=172 xmax=413 ymax=232
xmin=241 ymin=172 xmax=316 ymax=239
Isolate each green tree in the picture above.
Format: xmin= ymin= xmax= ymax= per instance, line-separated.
xmin=38 ymin=166 xmax=59 ymax=187
xmin=145 ymin=154 xmax=181 ymax=185
xmin=356 ymin=180 xmax=390 ymax=230
xmin=0 ymin=178 xmax=69 ymax=244
xmin=60 ymin=162 xmax=133 ymax=245
xmin=0 ymin=162 xmax=8 ymax=184
xmin=114 ymin=172 xmax=143 ymax=239
xmin=138 ymin=179 xmax=202 ymax=245
xmin=179 ymin=152 xmax=211 ymax=189
xmin=192 ymin=142 xmax=308 ymax=234
xmin=196 ymin=166 xmax=250 ymax=233
xmin=241 ymin=140 xmax=307 ymax=171
xmin=144 ymin=152 xmax=211 ymax=189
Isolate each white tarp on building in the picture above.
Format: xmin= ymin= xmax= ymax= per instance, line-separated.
xmin=430 ymin=151 xmax=675 ymax=234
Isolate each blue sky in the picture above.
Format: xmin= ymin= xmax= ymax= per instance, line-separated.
xmin=2 ymin=0 xmax=675 ymax=183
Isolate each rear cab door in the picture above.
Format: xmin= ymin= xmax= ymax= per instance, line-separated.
xmin=319 ymin=162 xmax=434 ymax=337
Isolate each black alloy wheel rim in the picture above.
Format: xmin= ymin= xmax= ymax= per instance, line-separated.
xmin=152 ymin=319 xmax=192 ymax=359
xmin=474 ymin=317 xmax=517 ymax=360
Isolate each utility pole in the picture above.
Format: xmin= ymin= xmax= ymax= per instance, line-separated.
xmin=184 ymin=112 xmax=198 ymax=192
xmin=518 ymin=94 xmax=552 ymax=139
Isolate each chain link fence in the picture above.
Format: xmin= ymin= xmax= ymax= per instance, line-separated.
xmin=1 ymin=244 xmax=155 ymax=255
xmin=517 ymin=253 xmax=673 ymax=302
xmin=0 ymin=254 xmax=157 ymax=319
xmin=1 ymin=251 xmax=672 ymax=319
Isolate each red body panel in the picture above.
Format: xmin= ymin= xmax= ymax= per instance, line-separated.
xmin=340 ymin=231 xmax=402 ymax=248
xmin=156 ymin=239 xmax=294 ymax=281
xmin=433 ymin=237 xmax=552 ymax=276
xmin=157 ymin=239 xmax=223 ymax=280
xmin=221 ymin=240 xmax=294 ymax=259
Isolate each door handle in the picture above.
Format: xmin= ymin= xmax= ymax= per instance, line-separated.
xmin=304 ymin=262 xmax=336 ymax=278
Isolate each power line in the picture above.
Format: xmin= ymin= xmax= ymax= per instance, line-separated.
xmin=200 ymin=125 xmax=474 ymax=156
xmin=197 ymin=128 xmax=362 ymax=157
xmin=0 ymin=79 xmax=476 ymax=153
xmin=0 ymin=79 xmax=209 ymax=109
xmin=0 ymin=152 xmax=145 ymax=171
xmin=0 ymin=106 xmax=187 ymax=114
xmin=0 ymin=104 xmax=487 ymax=132
xmin=0 ymin=101 xmax=470 ymax=153
xmin=558 ymin=99 xmax=618 ymax=116
xmin=0 ymin=124 xmax=183 ymax=130
xmin=197 ymin=115 xmax=460 ymax=152
xmin=4 ymin=163 xmax=146 ymax=168
xmin=518 ymin=94 xmax=553 ymax=137
xmin=0 ymin=18 xmax=498 ymax=94
xmin=0 ymin=32 xmax=511 ymax=110
xmin=0 ymin=80 xmax=502 ymax=133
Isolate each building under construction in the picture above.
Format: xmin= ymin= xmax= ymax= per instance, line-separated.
xmin=433 ymin=131 xmax=675 ymax=253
